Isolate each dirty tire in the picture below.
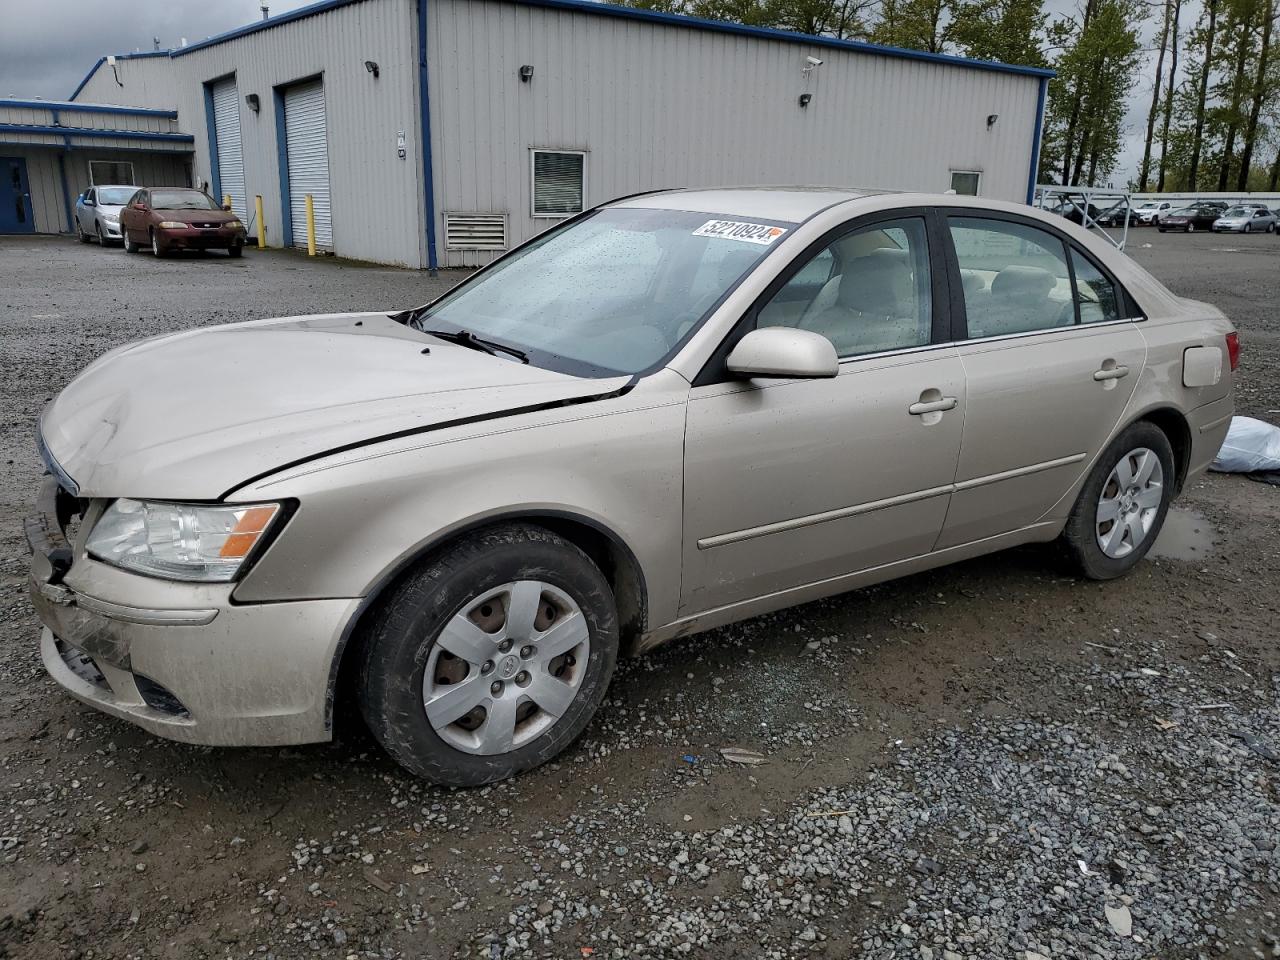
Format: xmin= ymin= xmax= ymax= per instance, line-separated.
xmin=76 ymin=223 xmax=91 ymax=243
xmin=122 ymin=231 xmax=137 ymax=253
xmin=357 ymin=523 xmax=619 ymax=786
xmin=150 ymin=231 xmax=166 ymax=258
xmin=228 ymin=244 xmax=243 ymax=258
xmin=1062 ymin=420 xmax=1175 ymax=580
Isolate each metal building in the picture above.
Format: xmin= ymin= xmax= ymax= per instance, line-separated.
xmin=0 ymin=100 xmax=192 ymax=235
xmin=14 ymin=0 xmax=1051 ymax=267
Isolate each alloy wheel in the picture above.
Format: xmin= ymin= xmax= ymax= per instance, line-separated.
xmin=422 ymin=580 xmax=590 ymax=755
xmin=1187 ymin=223 xmax=1195 ymax=233
xmin=151 ymin=232 xmax=161 ymax=256
xmin=1096 ymin=447 xmax=1164 ymax=559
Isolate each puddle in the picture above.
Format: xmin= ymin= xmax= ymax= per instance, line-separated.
xmin=1150 ymin=508 xmax=1217 ymax=562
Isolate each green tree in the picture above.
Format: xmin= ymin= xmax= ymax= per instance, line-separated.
xmin=1040 ymin=0 xmax=1145 ymax=185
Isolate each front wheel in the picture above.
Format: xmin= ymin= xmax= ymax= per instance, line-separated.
xmin=150 ymin=230 xmax=166 ymax=258
xmin=1186 ymin=223 xmax=1195 ymax=233
xmin=122 ymin=230 xmax=138 ymax=253
xmin=228 ymin=244 xmax=243 ymax=258
xmin=1062 ymin=421 xmax=1175 ymax=580
xmin=1243 ymin=222 xmax=1252 ymax=234
xmin=357 ymin=523 xmax=619 ymax=786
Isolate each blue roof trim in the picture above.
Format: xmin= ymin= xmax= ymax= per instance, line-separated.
xmin=511 ymin=0 xmax=1055 ymax=78
xmin=3 ymin=98 xmax=177 ymax=119
xmin=0 ymin=123 xmax=195 ymax=144
xmin=76 ymin=0 xmax=1052 ymax=82
xmin=68 ymin=51 xmax=171 ymax=102
xmin=174 ymin=0 xmax=371 ymax=56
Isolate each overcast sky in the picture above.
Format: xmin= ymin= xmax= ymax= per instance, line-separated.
xmin=0 ymin=0 xmax=1184 ymax=186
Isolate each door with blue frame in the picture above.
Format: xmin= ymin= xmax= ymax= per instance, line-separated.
xmin=0 ymin=157 xmax=35 ymax=234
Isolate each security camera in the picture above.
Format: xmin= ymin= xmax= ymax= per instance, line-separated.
xmin=806 ymin=56 xmax=824 ymax=66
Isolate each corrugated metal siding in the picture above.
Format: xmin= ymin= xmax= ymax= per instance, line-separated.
xmin=283 ymin=79 xmax=334 ymax=248
xmin=0 ymin=146 xmax=190 ymax=235
xmin=427 ymin=0 xmax=1042 ymax=266
xmin=72 ymin=0 xmax=424 ymax=266
xmin=211 ymin=78 xmax=249 ymax=221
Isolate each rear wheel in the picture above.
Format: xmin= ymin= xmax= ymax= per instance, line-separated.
xmin=76 ymin=221 xmax=91 ymax=243
xmin=1062 ymin=421 xmax=1175 ymax=580
xmin=357 ymin=523 xmax=619 ymax=786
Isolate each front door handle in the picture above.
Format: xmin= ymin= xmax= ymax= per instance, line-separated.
xmin=1093 ymin=364 xmax=1130 ymax=381
xmin=908 ymin=397 xmax=958 ymax=416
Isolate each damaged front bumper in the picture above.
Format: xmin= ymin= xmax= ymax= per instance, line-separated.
xmin=26 ymin=476 xmax=359 ymax=747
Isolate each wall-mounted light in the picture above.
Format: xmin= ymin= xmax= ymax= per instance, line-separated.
xmin=798 ymin=92 xmax=813 ymax=108
xmin=364 ymin=60 xmax=380 ymax=78
xmin=245 ymin=93 xmax=260 ymax=113
xmin=106 ymin=54 xmax=123 ymax=87
xmin=986 ymin=113 xmax=999 ymax=129
xmin=519 ymin=64 xmax=535 ymax=83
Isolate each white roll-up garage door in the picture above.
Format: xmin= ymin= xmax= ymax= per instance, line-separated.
xmin=284 ymin=79 xmax=332 ymax=250
xmin=209 ymin=78 xmax=247 ymax=223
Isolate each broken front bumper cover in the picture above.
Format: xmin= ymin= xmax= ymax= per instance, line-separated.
xmin=26 ymin=476 xmax=360 ymax=747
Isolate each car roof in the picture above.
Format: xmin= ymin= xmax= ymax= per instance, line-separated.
xmin=611 ymin=187 xmax=1061 ymax=224
xmin=612 ymin=187 xmax=886 ymax=222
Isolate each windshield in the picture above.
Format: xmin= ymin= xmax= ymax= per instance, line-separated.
xmin=97 ymin=187 xmax=135 ymax=204
xmin=414 ymin=207 xmax=794 ymax=376
xmin=152 ymin=190 xmax=219 ymax=210
xmin=1222 ymin=207 xmax=1246 ymax=217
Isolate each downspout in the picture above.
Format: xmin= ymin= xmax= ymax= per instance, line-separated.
xmin=52 ymin=108 xmax=74 ymax=233
xmin=1025 ymin=76 xmax=1048 ymax=205
xmin=417 ymin=0 xmax=439 ymax=274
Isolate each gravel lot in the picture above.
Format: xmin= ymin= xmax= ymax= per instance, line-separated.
xmin=1 ymin=231 xmax=1278 ymax=960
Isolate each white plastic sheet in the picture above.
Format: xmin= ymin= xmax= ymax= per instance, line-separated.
xmin=1210 ymin=416 xmax=1280 ymax=473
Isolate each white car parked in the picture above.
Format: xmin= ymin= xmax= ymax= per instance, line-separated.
xmin=1134 ymin=201 xmax=1173 ymax=225
xmin=74 ymin=185 xmax=134 ymax=245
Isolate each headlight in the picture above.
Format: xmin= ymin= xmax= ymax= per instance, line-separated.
xmin=103 ymin=213 xmax=119 ymax=223
xmin=157 ymin=221 xmax=187 ymax=229
xmin=226 ymin=220 xmax=243 ymax=229
xmin=86 ymin=499 xmax=286 ymax=582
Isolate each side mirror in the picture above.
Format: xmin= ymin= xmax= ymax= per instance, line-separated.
xmin=222 ymin=202 xmax=232 ymax=212
xmin=84 ymin=198 xmax=96 ymax=207
xmin=726 ymin=328 xmax=838 ymax=380
xmin=135 ymin=202 xmax=149 ymax=211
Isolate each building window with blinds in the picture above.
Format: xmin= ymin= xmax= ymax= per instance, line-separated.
xmin=531 ymin=150 xmax=586 ymax=218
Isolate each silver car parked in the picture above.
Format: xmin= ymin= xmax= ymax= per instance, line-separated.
xmin=27 ymin=188 xmax=1237 ymax=785
xmin=1212 ymin=205 xmax=1277 ymax=233
xmin=74 ymin=185 xmax=135 ymax=245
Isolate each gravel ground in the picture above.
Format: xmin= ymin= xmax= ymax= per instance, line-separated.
xmin=1 ymin=231 xmax=1278 ymax=960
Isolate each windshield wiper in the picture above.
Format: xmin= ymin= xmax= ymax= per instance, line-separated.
xmin=419 ymin=328 xmax=528 ymax=363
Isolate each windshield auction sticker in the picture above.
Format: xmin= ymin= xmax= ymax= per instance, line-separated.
xmin=693 ymin=220 xmax=788 ymax=245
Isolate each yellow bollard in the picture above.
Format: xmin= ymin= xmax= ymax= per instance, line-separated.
xmin=305 ymin=193 xmax=316 ymax=257
xmin=254 ymin=195 xmax=266 ymax=249
xmin=223 ymin=193 xmax=232 ymax=211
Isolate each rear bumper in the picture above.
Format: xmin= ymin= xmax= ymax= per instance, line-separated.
xmin=1185 ymin=394 xmax=1234 ymax=484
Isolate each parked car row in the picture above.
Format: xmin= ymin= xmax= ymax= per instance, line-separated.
xmin=1046 ymin=197 xmax=1278 ymax=234
xmin=75 ymin=185 xmax=248 ymax=257
xmin=1157 ymin=201 xmax=1277 ymax=234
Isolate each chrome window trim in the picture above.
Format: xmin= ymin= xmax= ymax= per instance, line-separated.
xmin=831 ymin=315 xmax=1146 ymax=366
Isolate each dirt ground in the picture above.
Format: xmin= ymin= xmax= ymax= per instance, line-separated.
xmin=0 ymin=230 xmax=1277 ymax=960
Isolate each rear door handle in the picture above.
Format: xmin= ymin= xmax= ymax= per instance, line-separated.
xmin=1093 ymin=364 xmax=1129 ymax=381
xmin=908 ymin=397 xmax=958 ymax=415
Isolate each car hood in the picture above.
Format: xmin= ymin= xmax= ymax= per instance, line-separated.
xmin=40 ymin=312 xmax=627 ymax=500
xmin=152 ymin=208 xmax=238 ymax=224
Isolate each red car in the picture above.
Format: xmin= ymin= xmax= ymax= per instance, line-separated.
xmin=120 ymin=188 xmax=247 ymax=258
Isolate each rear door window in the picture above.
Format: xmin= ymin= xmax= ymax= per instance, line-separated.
xmin=949 ymin=217 xmax=1073 ymax=337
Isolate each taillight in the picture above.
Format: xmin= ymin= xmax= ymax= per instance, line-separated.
xmin=1225 ymin=332 xmax=1240 ymax=372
